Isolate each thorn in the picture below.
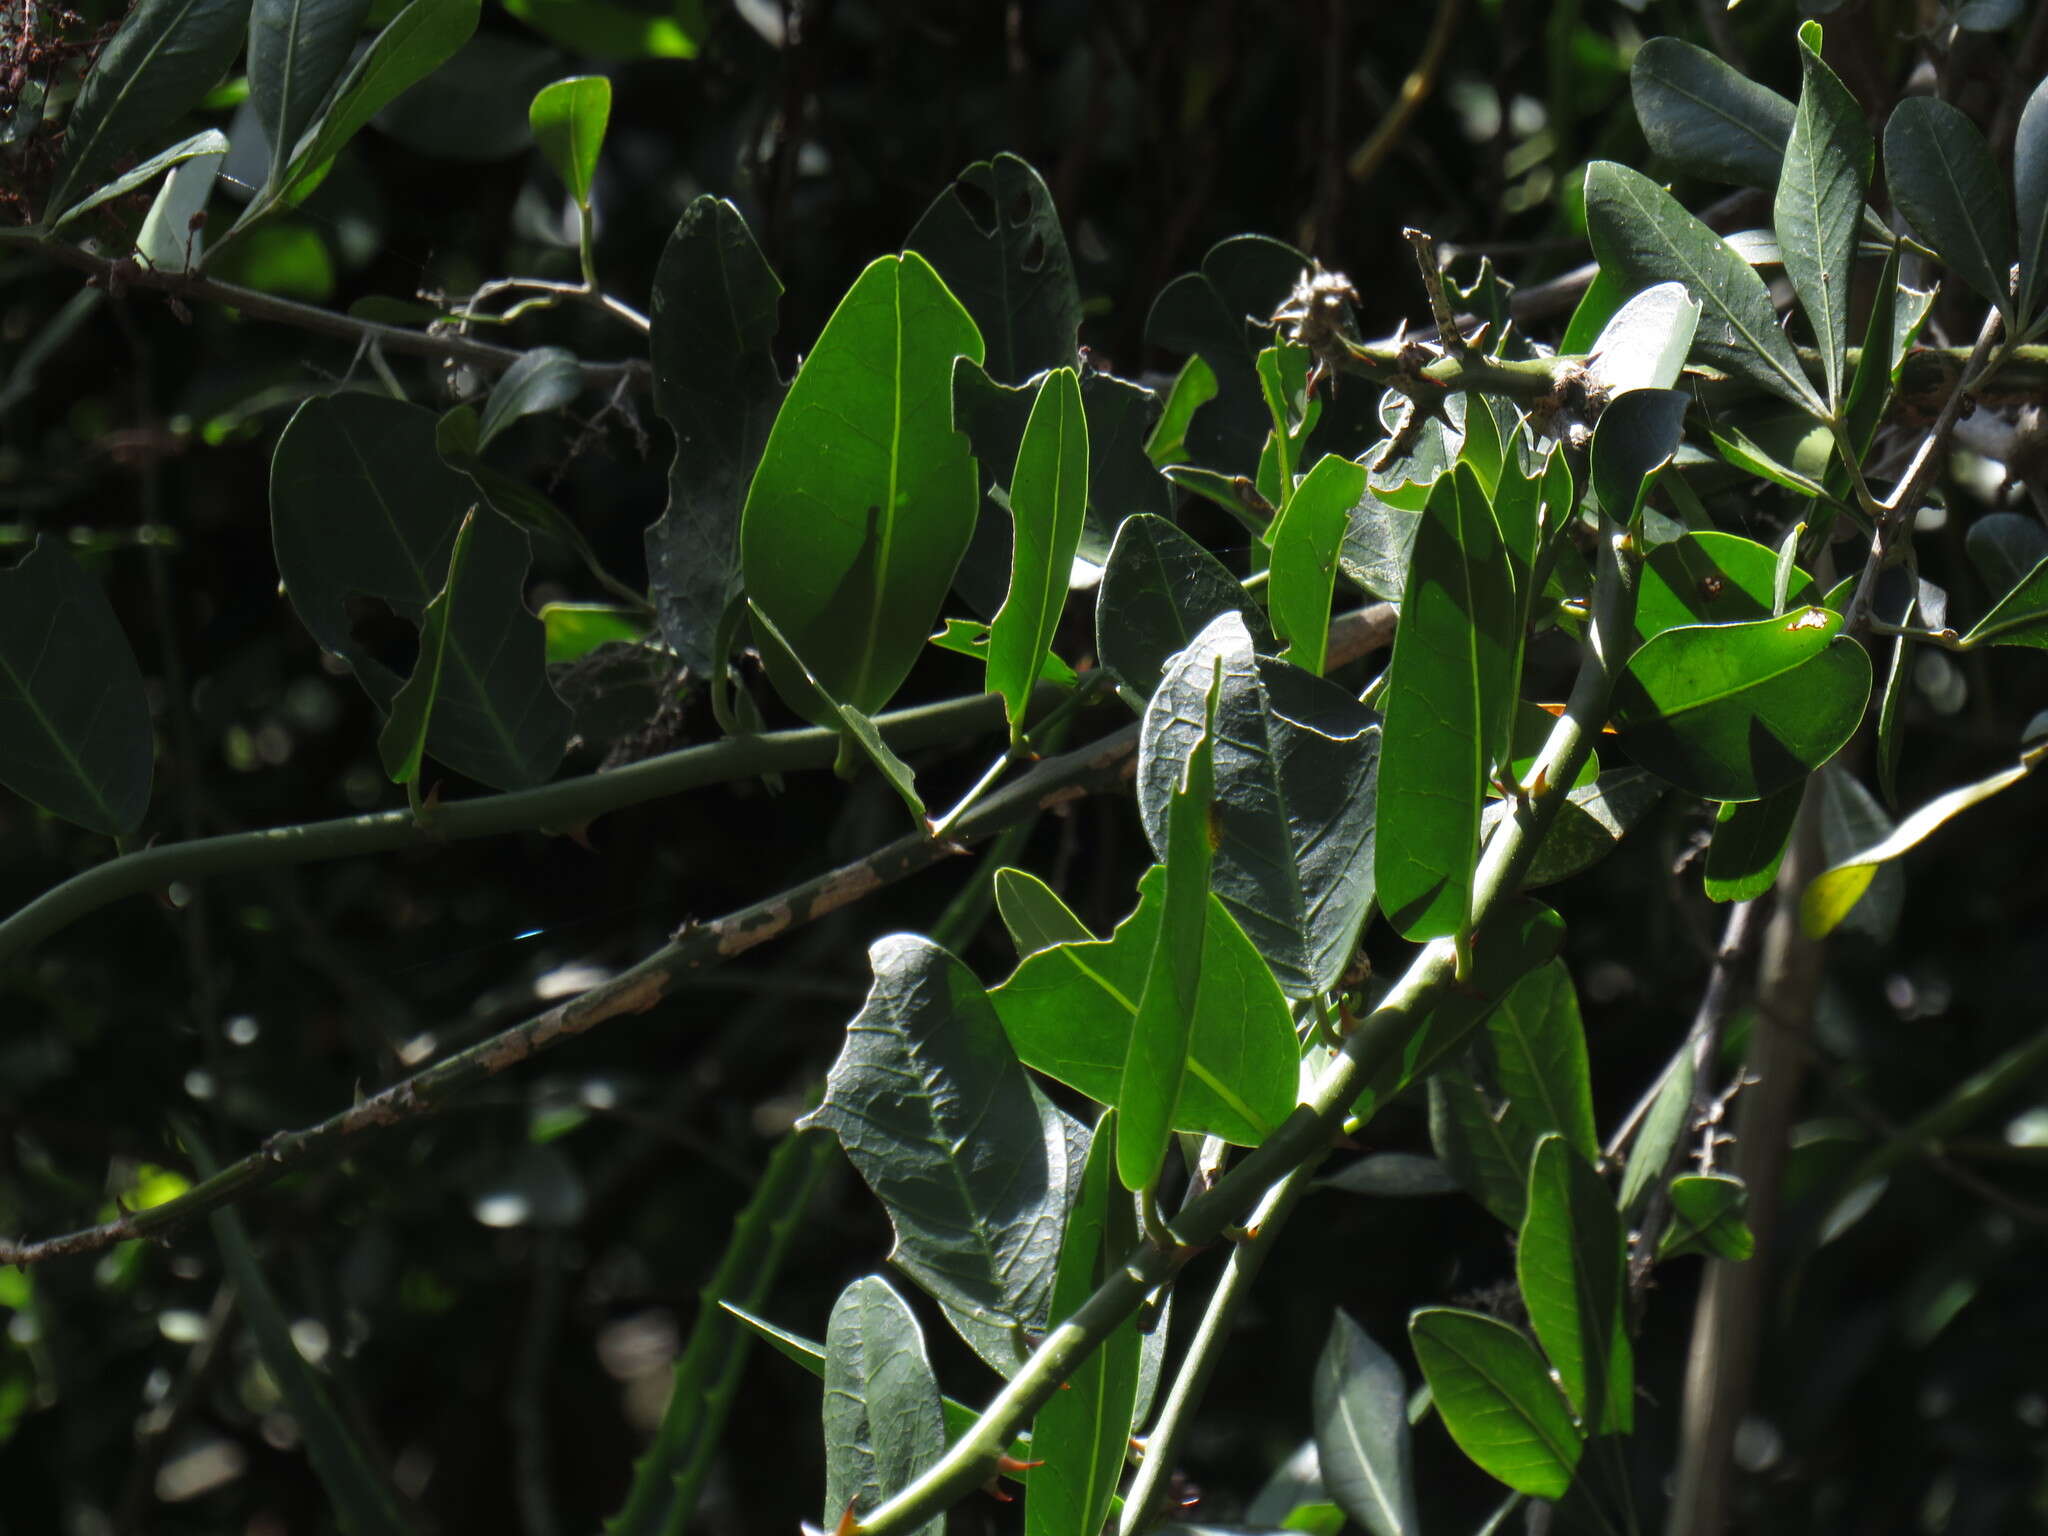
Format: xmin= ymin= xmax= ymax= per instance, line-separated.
xmin=996 ymin=1454 xmax=1044 ymax=1474
xmin=831 ymin=1500 xmax=862 ymax=1536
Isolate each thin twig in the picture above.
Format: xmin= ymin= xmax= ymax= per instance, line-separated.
xmin=1347 ymin=0 xmax=1463 ymax=183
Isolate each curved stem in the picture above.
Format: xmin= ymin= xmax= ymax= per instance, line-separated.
xmin=854 ymin=525 xmax=1639 ymax=1536
xmin=1116 ymin=1158 xmax=1321 ymax=1534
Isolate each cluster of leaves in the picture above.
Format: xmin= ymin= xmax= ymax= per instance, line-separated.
xmin=3 ymin=4 xmax=2048 ymax=1536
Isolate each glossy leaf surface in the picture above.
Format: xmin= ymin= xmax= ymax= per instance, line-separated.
xmin=1589 ymin=386 xmax=1689 ymax=525
xmin=798 ymin=936 xmax=1077 ymax=1346
xmin=1027 ymin=1118 xmax=1141 ymax=1536
xmin=250 ymin=0 xmax=372 ymax=190
xmin=1585 ymin=160 xmax=1822 ymax=415
xmin=529 ymin=75 xmax=610 ymax=206
xmin=477 ymin=346 xmax=582 ymax=449
xmin=1313 ymin=1312 xmax=1419 ymax=1536
xmin=1960 ymin=556 xmax=2048 ymax=649
xmin=1611 ymin=607 xmax=1871 ymax=802
xmin=0 ymin=539 xmax=154 ymax=836
xmin=49 ymin=128 xmax=229 ymax=229
xmin=1377 ymin=464 xmax=1516 ymax=942
xmin=1136 ymin=613 xmax=1379 ymax=997
xmin=1518 ymin=1135 xmax=1632 ymax=1434
xmin=1408 ymin=1308 xmax=1582 ymax=1500
xmin=990 ymin=864 xmax=1296 ymax=1148
xmin=821 ymin=1276 xmax=945 ymax=1536
xmin=1629 ymin=37 xmax=1793 ymax=190
xmin=989 ymin=367 xmax=1088 ymax=734
xmin=1585 ymin=281 xmax=1701 ymax=399
xmin=644 ymin=197 xmax=786 ymax=677
xmin=1269 ymin=453 xmax=1369 ymax=674
xmin=741 ymin=253 xmax=982 ymax=721
xmin=1636 ymin=531 xmax=1820 ymax=644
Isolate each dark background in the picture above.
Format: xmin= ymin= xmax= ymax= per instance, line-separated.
xmin=2 ymin=1 xmax=2046 ymax=1532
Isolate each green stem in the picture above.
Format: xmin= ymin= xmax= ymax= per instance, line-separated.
xmin=854 ymin=526 xmax=1638 ymax=1536
xmin=1116 ymin=1158 xmax=1321 ymax=1534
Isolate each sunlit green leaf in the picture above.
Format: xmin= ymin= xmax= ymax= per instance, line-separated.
xmin=821 ymin=1275 xmax=945 ymax=1536
xmin=741 ymin=253 xmax=982 ymax=723
xmin=539 ymin=602 xmax=645 ymax=665
xmin=994 ymin=867 xmax=1093 ymax=958
xmin=529 ymin=75 xmax=610 ymax=207
xmin=1611 ymin=606 xmax=1871 ymax=802
xmin=929 ymin=618 xmax=1077 ymax=687
xmin=1135 ymin=613 xmax=1379 ymax=997
xmin=1377 ymin=464 xmax=1516 ymax=942
xmin=1585 ymin=280 xmax=1701 ymax=398
xmin=49 ymin=127 xmax=229 ymax=229
xmin=1408 ymin=1308 xmax=1582 ymax=1500
xmin=504 ymin=0 xmax=702 ymax=59
xmin=0 ymin=538 xmax=153 ymax=835
xmin=1518 ymin=1135 xmax=1632 ymax=1434
xmin=989 ymin=368 xmax=1088 ymax=735
xmin=1960 ymin=555 xmax=2048 ymax=649
xmin=1658 ymin=1174 xmax=1755 ymax=1261
xmin=1430 ymin=1067 xmax=1545 ymax=1229
xmin=1270 ymin=454 xmax=1368 ymax=675
xmin=1616 ymin=1051 xmax=1694 ymax=1221
xmin=1485 ymin=961 xmax=1598 ymax=1166
xmin=1637 ymin=530 xmax=1820 ymax=645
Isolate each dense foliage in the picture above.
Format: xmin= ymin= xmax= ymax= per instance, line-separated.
xmin=2 ymin=3 xmax=2046 ymax=1535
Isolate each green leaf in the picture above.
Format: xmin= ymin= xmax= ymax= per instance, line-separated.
xmin=1269 ymin=453 xmax=1368 ymax=675
xmin=249 ymin=0 xmax=480 ymax=218
xmin=477 ymin=346 xmax=582 ymax=449
xmin=1146 ymin=234 xmax=1311 ymax=474
xmin=1485 ymin=961 xmax=1598 ymax=1166
xmin=1884 ymin=96 xmax=2016 ymax=318
xmin=1339 ymin=491 xmax=1421 ymax=603
xmin=1967 ymin=513 xmax=2048 ymax=594
xmin=250 ymin=0 xmax=371 ymax=191
xmin=1707 ymin=421 xmax=1836 ymax=503
xmin=1629 ymin=37 xmax=1794 ymax=191
xmin=1771 ymin=522 xmax=1806 ymax=617
xmin=135 ymin=136 xmax=226 ymax=271
xmin=1585 ymin=280 xmax=1702 ymax=398
xmin=644 ymin=197 xmax=786 ymax=678
xmin=1429 ymin=1067 xmax=1545 ymax=1229
xmin=1815 ymin=764 xmax=1903 ymax=941
xmin=1407 ymin=1308 xmax=1582 ymax=1500
xmin=1312 ymin=1312 xmax=1419 ymax=1536
xmin=1837 ymin=239 xmax=1905 ymax=485
xmin=1637 ymin=530 xmax=1820 ymax=645
xmin=1255 ymin=344 xmax=1320 ymax=507
xmin=1959 ymin=554 xmax=2048 ymax=648
xmin=821 ymin=1276 xmax=945 ymax=1536
xmin=1353 ymin=900 xmax=1568 ymax=1118
xmin=1118 ymin=657 xmax=1222 ymax=1191
xmin=1658 ymin=1174 xmax=1755 ymax=1261
xmin=41 ymin=0 xmax=253 ymax=226
xmin=1135 ymin=613 xmax=1380 ymax=997
xmin=798 ymin=936 xmax=1080 ymax=1352
xmin=1560 ymin=264 xmax=1630 ymax=356
xmin=990 ymin=866 xmax=1297 ymax=1149
xmin=1517 ymin=1135 xmax=1632 ymax=1435
xmin=1377 ymin=464 xmax=1517 ymax=943
xmin=1703 ymin=786 xmax=1801 ymax=902
xmin=1611 ymin=606 xmax=1872 ymax=802
xmin=1515 ymin=769 xmax=1666 ymax=888
xmin=1801 ymin=741 xmax=2044 ymax=938
xmin=1775 ymin=25 xmax=1870 ymax=409
xmin=271 ymin=394 xmax=572 ymax=790
xmin=49 ymin=127 xmax=229 ymax=229
xmin=1319 ymin=1152 xmax=1461 ymax=1198
xmin=740 ymin=252 xmax=983 ymax=722
xmin=0 ymin=538 xmax=154 ymax=836
xmin=1095 ymin=513 xmax=1273 ymax=702
xmin=989 ymin=368 xmax=1088 ymax=735
xmin=1147 ymin=356 xmax=1218 ymax=467
xmin=1616 ymin=1050 xmax=1695 ymax=1221
xmin=529 ymin=75 xmax=609 ymax=207
xmin=746 ymin=600 xmax=925 ymax=821
xmin=377 ymin=507 xmax=474 ymax=784
xmin=1027 ymin=1116 xmax=1141 ymax=1536
xmin=929 ymin=618 xmax=1076 ymax=686
xmin=1080 ymin=369 xmax=1174 ymax=546
xmin=503 ymin=0 xmax=702 ymax=59
xmin=995 ymin=868 xmax=1094 ymax=958
xmin=1589 ymin=386 xmax=1689 ymax=525
xmin=538 ymin=602 xmax=646 ymax=664
xmin=435 ymin=405 xmax=602 ymax=570
xmin=906 ymin=154 xmax=1081 ymax=384
xmin=2016 ymin=75 xmax=2048 ymax=323
xmin=1585 ymin=160 xmax=1824 ymax=416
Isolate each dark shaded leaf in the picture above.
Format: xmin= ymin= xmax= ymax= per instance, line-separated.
xmin=1616 ymin=1051 xmax=1694 ymax=1221
xmin=1590 ymin=386 xmax=1689 ymax=525
xmin=906 ymin=154 xmax=1080 ymax=384
xmin=644 ymin=197 xmax=786 ymax=677
xmin=1629 ymin=37 xmax=1793 ymax=191
xmin=2016 ymin=74 xmax=2048 ymax=322
xmin=1703 ymin=785 xmax=1801 ymax=902
xmin=1095 ymin=513 xmax=1272 ymax=701
xmin=994 ymin=867 xmax=1093 ymax=958
xmin=1514 ymin=769 xmax=1666 ymax=887
xmin=378 ymin=508 xmax=475 ymax=784
xmin=1430 ymin=1066 xmax=1544 ymax=1229
xmin=1313 ymin=1312 xmax=1419 ymax=1536
xmin=477 ymin=346 xmax=582 ymax=449
xmin=0 ymin=539 xmax=153 ymax=835
xmin=1484 ymin=961 xmax=1598 ymax=1165
xmin=250 ymin=0 xmax=372 ymax=191
xmin=1319 ymin=1153 xmax=1461 ymax=1198
xmin=1884 ymin=96 xmax=2016 ymax=317
xmin=1135 ymin=613 xmax=1379 ymax=997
